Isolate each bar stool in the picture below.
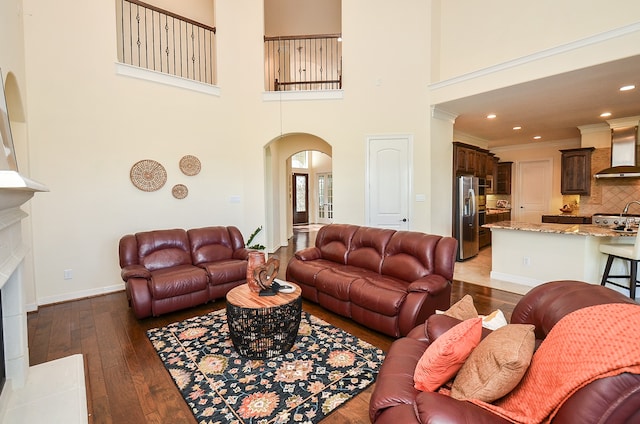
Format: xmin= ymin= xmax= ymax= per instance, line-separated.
xmin=599 ymin=231 xmax=640 ymax=299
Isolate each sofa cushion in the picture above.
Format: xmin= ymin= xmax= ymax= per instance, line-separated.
xmin=315 ymin=269 xmax=361 ymax=301
xmin=149 ymin=265 xmax=208 ymax=299
xmin=286 ymin=258 xmax=336 ymax=286
xmin=414 ymin=317 xmax=482 ymax=392
xmin=350 ymin=276 xmax=408 ymax=316
xmin=188 ymin=226 xmax=235 ymax=265
xmin=451 ymin=324 xmax=535 ymax=402
xmin=199 ymin=259 xmax=247 ymax=285
xmin=346 ymin=227 xmax=395 ymax=273
xmin=136 ymin=229 xmax=192 ymax=271
xmin=382 ymin=231 xmax=440 ymax=281
xmin=315 ymin=224 xmax=359 ymax=264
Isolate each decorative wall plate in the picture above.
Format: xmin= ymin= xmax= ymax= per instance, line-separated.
xmin=172 ymin=184 xmax=188 ymax=199
xmin=130 ymin=159 xmax=167 ymax=192
xmin=179 ymin=155 xmax=201 ymax=176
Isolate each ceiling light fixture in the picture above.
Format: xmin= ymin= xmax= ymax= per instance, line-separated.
xmin=513 ymin=126 xmax=522 ymax=130
xmin=486 ymin=114 xmax=497 ymax=119
xmin=600 ymin=112 xmax=612 ymax=118
xmin=533 ymin=136 xmax=542 ymax=140
xmin=620 ymin=84 xmax=636 ymax=91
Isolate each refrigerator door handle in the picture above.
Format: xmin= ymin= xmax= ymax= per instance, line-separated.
xmin=469 ymin=188 xmax=476 ymax=220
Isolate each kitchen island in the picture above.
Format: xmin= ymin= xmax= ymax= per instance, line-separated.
xmin=484 ymin=221 xmax=635 ymax=292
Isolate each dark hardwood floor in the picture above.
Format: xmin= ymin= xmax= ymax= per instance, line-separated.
xmin=28 ymin=226 xmax=522 ymax=424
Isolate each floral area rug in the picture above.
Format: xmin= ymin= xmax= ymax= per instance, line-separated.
xmin=147 ymin=308 xmax=385 ymax=424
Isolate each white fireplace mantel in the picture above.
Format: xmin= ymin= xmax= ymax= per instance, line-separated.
xmin=0 ymin=171 xmax=49 ymax=211
xmin=0 ymin=172 xmax=86 ymax=423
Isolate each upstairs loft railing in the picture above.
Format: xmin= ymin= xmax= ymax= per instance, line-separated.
xmin=117 ymin=0 xmax=216 ymax=85
xmin=264 ymin=34 xmax=342 ymax=92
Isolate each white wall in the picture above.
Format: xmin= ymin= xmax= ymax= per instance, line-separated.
xmin=265 ymin=0 xmax=341 ymax=36
xmin=146 ymin=0 xmax=215 ymax=26
xmin=435 ymin=0 xmax=640 ymax=81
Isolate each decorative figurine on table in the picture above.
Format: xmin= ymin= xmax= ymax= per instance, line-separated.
xmin=253 ymin=256 xmax=281 ymax=296
xmin=246 ymin=251 xmax=266 ymax=292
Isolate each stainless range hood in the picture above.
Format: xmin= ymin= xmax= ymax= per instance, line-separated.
xmin=594 ymin=126 xmax=640 ymax=178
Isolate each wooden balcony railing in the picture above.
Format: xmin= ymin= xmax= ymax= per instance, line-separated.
xmin=264 ymin=34 xmax=342 ymax=92
xmin=117 ymin=0 xmax=216 ymax=85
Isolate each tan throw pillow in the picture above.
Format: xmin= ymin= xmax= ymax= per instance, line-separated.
xmin=441 ymin=294 xmax=479 ymax=321
xmin=451 ymin=323 xmax=535 ymax=402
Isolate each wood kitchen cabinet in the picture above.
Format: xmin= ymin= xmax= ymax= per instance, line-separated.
xmin=496 ymin=162 xmax=512 ymax=194
xmin=541 ymin=215 xmax=592 ymax=224
xmin=560 ymin=148 xmax=594 ymax=195
xmin=482 ymin=210 xmax=512 ymax=248
xmin=453 ymin=142 xmax=493 ymax=177
xmin=454 ymin=144 xmax=476 ymax=175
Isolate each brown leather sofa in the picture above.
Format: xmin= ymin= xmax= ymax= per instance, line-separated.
xmin=119 ymin=226 xmax=250 ymax=318
xmin=369 ymin=280 xmax=640 ymax=423
xmin=285 ymin=224 xmax=458 ymax=337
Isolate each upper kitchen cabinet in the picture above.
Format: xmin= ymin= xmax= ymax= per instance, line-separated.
xmin=454 ymin=142 xmax=477 ymax=175
xmin=496 ymin=162 xmax=512 ymax=194
xmin=560 ymin=147 xmax=594 ymax=195
xmin=453 ymin=142 xmax=491 ymax=177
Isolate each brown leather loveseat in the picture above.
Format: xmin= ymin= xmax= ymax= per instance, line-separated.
xmin=119 ymin=226 xmax=250 ymax=318
xmin=285 ymin=224 xmax=458 ymax=337
xmin=369 ymin=280 xmax=640 ymax=423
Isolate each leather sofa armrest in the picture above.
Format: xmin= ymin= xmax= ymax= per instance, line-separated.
xmin=233 ymin=248 xmax=251 ymax=260
xmin=294 ymin=247 xmax=322 ymax=261
xmin=424 ymin=313 xmax=463 ymax=341
xmin=414 ymin=392 xmax=512 ymax=424
xmin=121 ymin=265 xmax=151 ymax=281
xmin=407 ymin=274 xmax=448 ymax=294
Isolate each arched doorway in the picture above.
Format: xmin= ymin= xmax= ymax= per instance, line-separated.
xmin=264 ymin=133 xmax=332 ymax=252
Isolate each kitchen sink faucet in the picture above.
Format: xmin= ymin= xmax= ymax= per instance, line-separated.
xmin=622 ymin=200 xmax=640 ymax=215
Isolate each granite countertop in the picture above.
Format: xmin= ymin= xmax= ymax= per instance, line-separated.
xmin=483 ymin=221 xmax=637 ymax=237
xmin=486 ymin=208 xmax=511 ymax=214
xmin=542 ymin=213 xmax=591 ymax=218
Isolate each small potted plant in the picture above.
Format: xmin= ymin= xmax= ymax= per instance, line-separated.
xmin=246 ymin=226 xmax=266 ymax=250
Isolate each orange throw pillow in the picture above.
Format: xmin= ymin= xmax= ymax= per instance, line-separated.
xmin=414 ymin=317 xmax=483 ymax=392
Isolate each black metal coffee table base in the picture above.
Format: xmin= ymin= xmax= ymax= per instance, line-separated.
xmin=226 ymin=296 xmax=302 ymax=359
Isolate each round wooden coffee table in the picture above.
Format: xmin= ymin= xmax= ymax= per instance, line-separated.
xmin=225 ymin=282 xmax=302 ymax=359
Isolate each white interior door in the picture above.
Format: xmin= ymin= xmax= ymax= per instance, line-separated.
xmin=516 ymin=159 xmax=552 ymax=222
xmin=366 ymin=135 xmax=412 ymax=230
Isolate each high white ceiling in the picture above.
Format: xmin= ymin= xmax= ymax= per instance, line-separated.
xmin=436 ymin=55 xmax=640 ymax=148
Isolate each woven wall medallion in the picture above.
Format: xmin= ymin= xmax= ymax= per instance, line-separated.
xmin=179 ymin=155 xmax=201 ymax=176
xmin=130 ymin=159 xmax=167 ymax=192
xmin=172 ymin=184 xmax=188 ymax=199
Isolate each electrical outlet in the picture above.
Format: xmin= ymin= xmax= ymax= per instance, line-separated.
xmin=522 ymin=257 xmax=531 ymax=266
xmin=63 ymin=269 xmax=73 ymax=280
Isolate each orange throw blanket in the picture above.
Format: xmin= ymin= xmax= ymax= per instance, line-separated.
xmin=471 ymin=303 xmax=640 ymax=424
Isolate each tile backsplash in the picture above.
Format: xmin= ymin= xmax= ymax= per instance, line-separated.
xmin=579 ymin=147 xmax=640 ymax=215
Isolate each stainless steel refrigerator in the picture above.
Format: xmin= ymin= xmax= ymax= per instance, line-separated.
xmin=455 ymin=175 xmax=479 ymax=260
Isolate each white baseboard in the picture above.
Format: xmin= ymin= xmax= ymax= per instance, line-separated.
xmin=33 ymin=283 xmax=125 ymax=310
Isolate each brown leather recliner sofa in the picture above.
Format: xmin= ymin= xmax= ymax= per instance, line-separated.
xmin=119 ymin=226 xmax=251 ymax=318
xmin=369 ymin=280 xmax=640 ymax=423
xmin=285 ymin=224 xmax=458 ymax=337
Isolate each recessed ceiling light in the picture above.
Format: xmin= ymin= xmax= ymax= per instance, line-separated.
xmin=513 ymin=126 xmax=522 ymax=130
xmin=600 ymin=112 xmax=612 ymax=117
xmin=620 ymin=85 xmax=636 ymax=91
xmin=533 ymin=136 xmax=542 ymax=140
xmin=486 ymin=114 xmax=497 ymax=119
